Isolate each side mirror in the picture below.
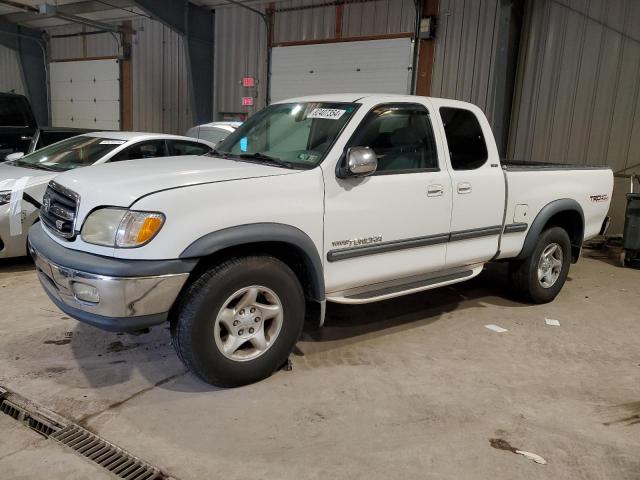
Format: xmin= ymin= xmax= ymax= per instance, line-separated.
xmin=342 ymin=146 xmax=377 ymax=178
xmin=5 ymin=152 xmax=24 ymax=162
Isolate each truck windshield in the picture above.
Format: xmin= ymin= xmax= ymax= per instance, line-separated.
xmin=9 ymin=136 xmax=123 ymax=172
xmin=215 ymin=102 xmax=358 ymax=169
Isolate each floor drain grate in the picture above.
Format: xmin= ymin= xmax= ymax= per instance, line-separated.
xmin=0 ymin=387 xmax=174 ymax=480
xmin=0 ymin=397 xmax=64 ymax=437
xmin=51 ymin=425 xmax=165 ymax=480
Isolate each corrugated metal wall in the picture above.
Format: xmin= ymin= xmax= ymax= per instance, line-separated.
xmin=215 ymin=0 xmax=416 ymax=118
xmin=272 ymin=0 xmax=415 ymax=43
xmin=430 ymin=0 xmax=501 ymax=123
xmin=49 ymin=25 xmax=118 ymax=60
xmin=215 ymin=6 xmax=268 ymax=116
xmin=341 ymin=0 xmax=415 ymax=37
xmin=47 ymin=19 xmax=192 ymax=134
xmin=131 ymin=18 xmax=192 ymax=134
xmin=40 ymin=1 xmax=418 ymax=127
xmin=508 ymin=0 xmax=640 ymax=175
xmin=0 ymin=44 xmax=25 ymax=95
xmin=273 ymin=0 xmax=335 ymax=43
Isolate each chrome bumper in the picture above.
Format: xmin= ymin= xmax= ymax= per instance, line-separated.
xmin=30 ymin=243 xmax=189 ymax=321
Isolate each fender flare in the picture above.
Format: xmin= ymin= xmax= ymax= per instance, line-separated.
xmin=180 ymin=223 xmax=325 ymax=301
xmin=516 ymin=198 xmax=584 ymax=261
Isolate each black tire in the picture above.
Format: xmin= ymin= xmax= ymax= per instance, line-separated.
xmin=509 ymin=226 xmax=571 ymax=304
xmin=171 ymin=256 xmax=305 ymax=387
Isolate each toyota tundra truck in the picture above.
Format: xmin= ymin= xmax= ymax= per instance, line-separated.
xmin=27 ymin=94 xmax=613 ymax=387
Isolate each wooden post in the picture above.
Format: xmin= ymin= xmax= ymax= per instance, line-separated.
xmin=415 ymin=0 xmax=438 ymax=96
xmin=335 ymin=2 xmax=343 ymax=39
xmin=120 ymin=20 xmax=133 ymax=131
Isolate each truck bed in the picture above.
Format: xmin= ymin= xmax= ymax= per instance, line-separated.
xmin=501 ymin=160 xmax=610 ymax=171
xmin=497 ymin=164 xmax=613 ymax=261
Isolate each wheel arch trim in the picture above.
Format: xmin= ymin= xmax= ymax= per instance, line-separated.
xmin=516 ymin=198 xmax=585 ymax=262
xmin=179 ymin=223 xmax=325 ymax=301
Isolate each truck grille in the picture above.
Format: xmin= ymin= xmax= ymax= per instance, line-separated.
xmin=40 ymin=181 xmax=79 ymax=239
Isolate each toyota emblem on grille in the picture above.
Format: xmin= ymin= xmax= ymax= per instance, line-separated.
xmin=43 ymin=195 xmax=51 ymax=213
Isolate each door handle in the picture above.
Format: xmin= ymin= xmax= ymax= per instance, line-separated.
xmin=457 ymin=182 xmax=472 ymax=194
xmin=427 ymin=184 xmax=444 ymax=197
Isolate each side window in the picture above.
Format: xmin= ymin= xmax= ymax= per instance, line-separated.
xmin=439 ymin=107 xmax=488 ymax=170
xmin=349 ymin=104 xmax=438 ymax=173
xmin=168 ymin=140 xmax=211 ymax=156
xmin=111 ymin=140 xmax=167 ymax=162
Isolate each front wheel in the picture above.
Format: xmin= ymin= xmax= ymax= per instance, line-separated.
xmin=171 ymin=256 xmax=305 ymax=387
xmin=509 ymin=226 xmax=571 ymax=304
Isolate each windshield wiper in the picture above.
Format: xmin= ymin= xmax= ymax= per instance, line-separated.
xmin=210 ymin=149 xmax=231 ymax=159
xmin=236 ymin=153 xmax=296 ymax=169
xmin=31 ymin=164 xmax=61 ymax=172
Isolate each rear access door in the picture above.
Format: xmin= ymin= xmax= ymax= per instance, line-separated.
xmin=436 ymin=104 xmax=506 ymax=268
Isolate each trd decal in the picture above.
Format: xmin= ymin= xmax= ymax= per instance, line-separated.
xmin=590 ymin=194 xmax=609 ymax=202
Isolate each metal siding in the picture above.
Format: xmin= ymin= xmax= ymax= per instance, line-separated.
xmin=85 ymin=31 xmax=119 ymax=57
xmin=509 ymin=0 xmax=640 ymax=174
xmin=0 ymin=44 xmax=25 ymax=95
xmin=215 ymin=6 xmax=267 ymax=116
xmin=431 ymin=0 xmax=500 ymax=121
xmin=272 ymin=0 xmax=414 ymax=41
xmin=48 ymin=25 xmax=84 ymax=60
xmin=131 ymin=18 xmax=192 ymax=134
xmin=48 ymin=25 xmax=118 ymax=60
xmin=342 ymin=0 xmax=415 ymax=37
xmin=213 ymin=0 xmax=415 ymax=118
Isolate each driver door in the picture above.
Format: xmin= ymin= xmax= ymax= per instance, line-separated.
xmin=322 ymin=102 xmax=452 ymax=294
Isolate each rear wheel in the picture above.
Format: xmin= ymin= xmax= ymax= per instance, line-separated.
xmin=171 ymin=256 xmax=305 ymax=387
xmin=509 ymin=226 xmax=571 ymax=303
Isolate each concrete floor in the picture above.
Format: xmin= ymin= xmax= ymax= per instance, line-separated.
xmin=0 ymin=252 xmax=639 ymax=480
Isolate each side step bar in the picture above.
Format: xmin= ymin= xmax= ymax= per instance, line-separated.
xmin=327 ymin=266 xmax=482 ymax=304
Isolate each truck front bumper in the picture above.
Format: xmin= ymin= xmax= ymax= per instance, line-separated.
xmin=28 ymin=223 xmax=197 ymax=332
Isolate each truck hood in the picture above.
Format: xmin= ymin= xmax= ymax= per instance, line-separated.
xmin=0 ymin=163 xmax=57 ymax=193
xmin=55 ymin=155 xmax=298 ymax=213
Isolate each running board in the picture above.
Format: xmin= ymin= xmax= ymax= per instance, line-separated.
xmin=326 ymin=267 xmax=480 ymax=304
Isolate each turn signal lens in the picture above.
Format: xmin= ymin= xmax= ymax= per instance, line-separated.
xmin=137 ymin=216 xmax=163 ymax=244
xmin=115 ymin=211 xmax=165 ymax=247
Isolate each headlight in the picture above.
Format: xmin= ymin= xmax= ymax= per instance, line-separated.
xmin=0 ymin=191 xmax=10 ymax=206
xmin=81 ymin=208 xmax=165 ymax=248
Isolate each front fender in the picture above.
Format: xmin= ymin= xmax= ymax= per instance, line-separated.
xmin=180 ymin=222 xmax=325 ymax=301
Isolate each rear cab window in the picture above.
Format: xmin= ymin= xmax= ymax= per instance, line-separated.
xmin=439 ymin=107 xmax=488 ymax=170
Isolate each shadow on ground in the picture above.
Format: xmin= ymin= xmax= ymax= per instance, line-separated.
xmin=0 ymin=255 xmax=33 ymax=273
xmin=66 ymin=262 xmax=526 ymax=393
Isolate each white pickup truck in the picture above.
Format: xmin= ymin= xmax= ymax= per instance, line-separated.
xmin=28 ymin=94 xmax=613 ymax=387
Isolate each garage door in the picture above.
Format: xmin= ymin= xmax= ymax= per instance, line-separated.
xmin=270 ymin=38 xmax=413 ymax=102
xmin=50 ymin=59 xmax=120 ymax=130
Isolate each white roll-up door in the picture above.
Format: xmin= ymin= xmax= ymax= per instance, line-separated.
xmin=270 ymin=38 xmax=413 ymax=102
xmin=50 ymin=59 xmax=120 ymax=130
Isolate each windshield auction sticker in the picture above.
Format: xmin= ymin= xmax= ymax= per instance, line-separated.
xmin=307 ymin=108 xmax=346 ymax=120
